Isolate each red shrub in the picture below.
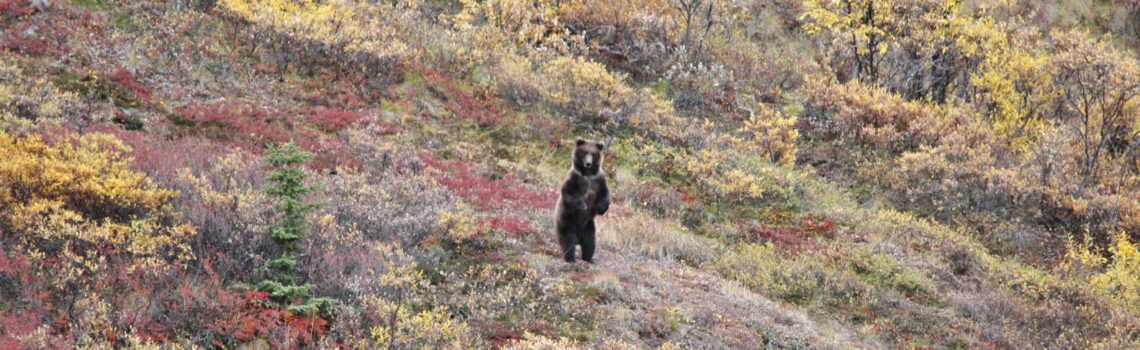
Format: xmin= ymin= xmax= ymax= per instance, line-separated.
xmin=374 ymin=119 xmax=400 ymax=136
xmin=0 ymin=0 xmax=34 ymax=20
xmin=421 ymin=156 xmax=555 ymax=211
xmin=0 ymin=2 xmax=103 ymax=57
xmin=481 ymin=215 xmax=535 ymax=235
xmin=295 ymin=79 xmax=366 ymax=109
xmin=106 ymin=69 xmax=152 ymax=99
xmin=164 ymin=104 xmax=362 ymax=171
xmin=748 ymin=215 xmax=837 ymax=252
xmin=295 ymin=133 xmax=361 ymax=171
xmin=0 ymin=311 xmax=46 ymax=349
xmin=414 ymin=64 xmax=506 ymax=127
xmin=90 ymin=124 xmax=234 ymax=180
xmin=477 ymin=320 xmax=525 ymax=347
xmin=305 ymin=108 xmax=364 ymax=133
xmin=203 ymin=290 xmax=328 ymax=348
xmin=455 ymin=91 xmax=505 ymax=126
xmin=147 ymin=273 xmax=329 ymax=349
xmin=172 ymin=103 xmax=292 ymax=148
xmin=0 ymin=248 xmax=67 ymax=348
xmin=0 ymin=249 xmax=18 ymax=275
xmin=1 ymin=33 xmax=49 ymax=55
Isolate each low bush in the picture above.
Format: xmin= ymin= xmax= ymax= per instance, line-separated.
xmin=319 ymin=166 xmax=455 ymax=245
xmin=739 ymin=103 xmax=799 ymax=167
xmin=0 ymin=131 xmax=197 ymax=346
xmin=1062 ymin=233 xmax=1140 ymax=313
xmin=539 ymin=56 xmax=637 ymax=124
xmin=600 ymin=209 xmax=720 ymax=265
xmin=171 ymin=102 xmax=290 ymax=147
xmin=713 ymin=242 xmax=828 ymax=305
xmin=0 ymin=58 xmax=80 ymax=131
xmin=422 ymin=156 xmax=554 ymax=212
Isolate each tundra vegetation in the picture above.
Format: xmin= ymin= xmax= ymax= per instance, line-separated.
xmin=1 ymin=0 xmax=1139 ymax=348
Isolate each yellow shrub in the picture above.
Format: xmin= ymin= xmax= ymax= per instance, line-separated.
xmin=627 ymin=91 xmax=687 ymax=139
xmin=0 ymin=131 xmax=195 ymax=276
xmin=740 ymin=103 xmax=799 ymax=167
xmin=1050 ymin=29 xmax=1140 ymax=189
xmin=685 ymin=132 xmax=790 ymax=207
xmin=367 ymin=303 xmax=470 ymax=350
xmin=365 ymin=243 xmax=474 ymax=349
xmin=0 ymin=132 xmax=177 ymax=228
xmin=800 ymin=0 xmax=896 ymax=83
xmin=485 ymin=52 xmax=542 ymax=105
xmin=1060 ymin=236 xmax=1108 ymax=279
xmin=555 ymin=0 xmax=673 ymax=38
xmin=845 ymin=245 xmax=935 ymax=297
xmin=970 ymin=41 xmax=1057 ymax=150
xmin=0 ymin=57 xmax=80 ymax=131
xmin=437 ymin=204 xmax=481 ymax=241
xmin=713 ymin=243 xmax=825 ymax=304
xmin=540 ymin=56 xmax=636 ymax=123
xmin=1089 ymin=233 xmax=1140 ymax=313
xmin=452 ymin=0 xmax=558 ymax=48
xmin=217 ymin=0 xmax=411 ymax=58
xmin=504 ymin=333 xmax=584 ymax=350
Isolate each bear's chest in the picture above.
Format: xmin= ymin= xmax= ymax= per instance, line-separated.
xmin=569 ymin=175 xmax=599 ymax=211
xmin=582 ymin=175 xmax=602 ymax=212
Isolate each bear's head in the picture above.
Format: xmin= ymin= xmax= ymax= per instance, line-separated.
xmin=573 ymin=138 xmax=605 ymax=175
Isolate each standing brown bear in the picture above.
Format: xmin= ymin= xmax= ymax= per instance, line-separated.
xmin=556 ymin=138 xmax=610 ymax=263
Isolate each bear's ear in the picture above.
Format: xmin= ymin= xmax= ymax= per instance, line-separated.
xmin=596 ymin=142 xmax=605 ymax=150
xmin=576 ymin=138 xmax=586 ymax=146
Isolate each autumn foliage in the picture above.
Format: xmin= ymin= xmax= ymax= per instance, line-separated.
xmin=3 ymin=0 xmax=1140 ymax=348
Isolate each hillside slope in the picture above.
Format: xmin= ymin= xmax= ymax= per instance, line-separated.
xmin=2 ymin=0 xmax=1140 ymax=349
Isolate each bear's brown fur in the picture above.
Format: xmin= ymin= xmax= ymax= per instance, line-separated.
xmin=555 ymin=138 xmax=610 ymax=263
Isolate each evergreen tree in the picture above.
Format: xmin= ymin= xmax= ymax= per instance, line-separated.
xmin=258 ymin=143 xmax=334 ymax=316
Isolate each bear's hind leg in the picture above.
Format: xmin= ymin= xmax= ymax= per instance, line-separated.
xmin=580 ymin=221 xmax=597 ymax=263
xmin=559 ymin=230 xmax=578 ymax=263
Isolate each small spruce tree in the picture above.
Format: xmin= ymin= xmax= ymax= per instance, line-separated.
xmin=258 ymin=143 xmax=334 ymax=316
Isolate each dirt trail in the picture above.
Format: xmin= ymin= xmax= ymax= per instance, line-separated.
xmin=603 ymin=241 xmax=872 ymax=349
xmin=525 ymin=231 xmax=872 ymax=349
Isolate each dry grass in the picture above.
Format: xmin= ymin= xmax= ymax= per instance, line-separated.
xmin=597 ymin=206 xmax=721 ymax=266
